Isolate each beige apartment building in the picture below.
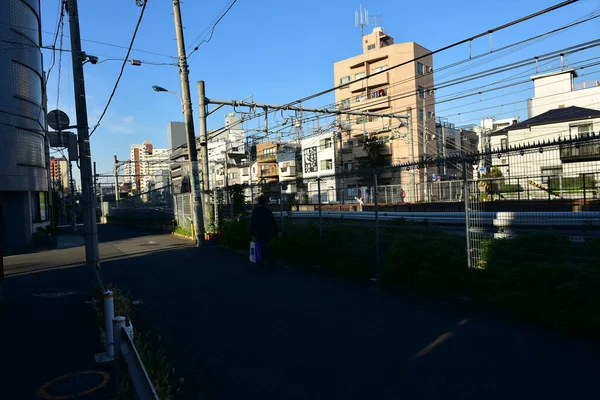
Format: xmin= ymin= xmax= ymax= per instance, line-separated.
xmin=333 ymin=27 xmax=436 ymax=202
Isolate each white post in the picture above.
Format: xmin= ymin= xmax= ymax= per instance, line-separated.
xmin=104 ymin=290 xmax=115 ymax=358
xmin=113 ymin=316 xmax=126 ymax=397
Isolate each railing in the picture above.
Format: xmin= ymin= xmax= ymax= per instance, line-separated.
xmin=113 ymin=317 xmax=159 ymax=400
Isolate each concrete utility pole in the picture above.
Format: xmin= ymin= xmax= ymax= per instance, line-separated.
xmin=197 ymin=81 xmax=213 ymax=227
xmin=173 ymin=0 xmax=205 ymax=245
xmin=407 ymin=108 xmax=416 ymax=203
xmin=113 ymin=155 xmax=119 ymax=203
xmin=67 ymin=0 xmax=100 ymax=271
xmin=422 ymin=98 xmax=429 ymax=202
xmin=68 ymin=160 xmax=76 ymax=230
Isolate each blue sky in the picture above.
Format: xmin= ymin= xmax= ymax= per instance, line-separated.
xmin=41 ymin=0 xmax=600 ymax=182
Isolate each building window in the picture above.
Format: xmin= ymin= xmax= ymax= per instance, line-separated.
xmin=32 ymin=191 xmax=48 ymax=222
xmin=10 ymin=0 xmax=39 ymax=45
xmin=320 ymin=159 xmax=333 ymax=170
xmin=340 ymin=98 xmax=351 ymax=109
xmin=428 ymin=111 xmax=434 ymax=119
xmin=341 ymin=119 xmax=351 ymax=130
xmin=500 ymin=138 xmax=508 ymax=150
xmin=418 ymin=86 xmax=425 ymax=99
xmin=356 ymin=116 xmax=368 ymax=125
xmin=418 ymin=109 xmax=424 ymax=121
xmin=355 ymin=72 xmax=366 ymax=80
xmin=417 ymin=62 xmax=424 ymax=75
xmin=570 ymin=123 xmax=593 ymax=137
xmin=319 ymin=138 xmax=332 ymax=150
xmin=343 ymin=162 xmax=353 ymax=171
xmin=12 ymin=61 xmax=43 ymax=105
xmin=372 ymin=65 xmax=387 ymax=73
xmin=340 ymin=76 xmax=350 ymax=85
xmin=367 ymin=44 xmax=376 ymax=51
xmin=16 ymin=128 xmax=45 ymax=167
xmin=369 ymin=88 xmax=387 ymax=99
xmin=354 ymin=93 xmax=367 ymax=102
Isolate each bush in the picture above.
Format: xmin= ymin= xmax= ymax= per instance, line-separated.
xmin=381 ymin=230 xmax=468 ymax=291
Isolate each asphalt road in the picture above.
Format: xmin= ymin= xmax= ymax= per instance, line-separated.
xmin=85 ymin=225 xmax=600 ymax=400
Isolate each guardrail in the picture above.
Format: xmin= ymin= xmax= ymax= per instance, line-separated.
xmin=275 ymin=211 xmax=600 ymax=238
xmin=113 ymin=317 xmax=159 ymax=400
xmin=93 ymin=265 xmax=158 ymax=399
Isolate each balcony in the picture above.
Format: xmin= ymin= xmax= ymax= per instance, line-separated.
xmin=257 ymin=153 xmax=277 ymax=163
xmin=378 ymin=144 xmax=392 ymax=155
xmin=279 ymin=164 xmax=296 ymax=177
xmin=350 ymin=72 xmax=389 ymax=92
xmin=258 ymin=164 xmax=279 ymax=179
xmin=559 ymin=141 xmax=600 ymax=163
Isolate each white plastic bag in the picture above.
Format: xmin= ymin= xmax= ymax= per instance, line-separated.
xmin=249 ymin=241 xmax=261 ymax=263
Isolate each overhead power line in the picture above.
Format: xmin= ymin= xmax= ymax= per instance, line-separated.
xmin=186 ymin=0 xmax=238 ymax=59
xmin=90 ymin=0 xmax=148 ymax=137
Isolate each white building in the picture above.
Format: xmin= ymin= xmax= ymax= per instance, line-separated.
xmin=208 ymin=113 xmax=247 ymax=190
xmin=301 ymin=132 xmax=338 ymax=203
xmin=139 ymin=148 xmax=170 ymax=191
xmin=277 ymin=142 xmax=302 ymax=200
xmin=489 ymin=106 xmax=600 ymax=198
xmin=528 ymin=69 xmax=600 ymax=118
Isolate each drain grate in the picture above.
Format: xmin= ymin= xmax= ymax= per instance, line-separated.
xmin=39 ymin=370 xmax=110 ymax=399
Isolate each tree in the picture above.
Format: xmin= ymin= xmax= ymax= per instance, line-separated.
xmin=359 ymin=135 xmax=387 ymax=169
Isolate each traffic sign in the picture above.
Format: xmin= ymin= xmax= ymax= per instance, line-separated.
xmin=47 ymin=109 xmax=70 ymax=131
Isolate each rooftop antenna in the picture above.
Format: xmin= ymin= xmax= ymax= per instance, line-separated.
xmin=355 ymin=4 xmax=369 ymax=37
xmin=372 ymin=14 xmax=384 ymax=28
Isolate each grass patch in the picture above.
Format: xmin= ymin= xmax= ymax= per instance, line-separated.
xmin=108 ymin=284 xmax=183 ymax=399
xmin=173 ymin=225 xmax=192 ymax=238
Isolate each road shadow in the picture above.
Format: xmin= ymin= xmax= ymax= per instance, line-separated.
xmin=97 ymin=245 xmax=600 ymax=400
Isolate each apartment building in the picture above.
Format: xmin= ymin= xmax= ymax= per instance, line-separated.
xmin=277 ymin=142 xmax=303 ymax=201
xmin=301 ymin=132 xmax=338 ymax=203
xmin=528 ymin=69 xmax=600 ymax=118
xmin=50 ymin=157 xmax=70 ymax=194
xmin=0 ymin=0 xmax=50 ymax=247
xmin=139 ymin=148 xmax=170 ymax=191
xmin=208 ymin=113 xmax=247 ymax=189
xmin=333 ymin=26 xmax=436 ymax=202
xmin=126 ymin=141 xmax=153 ymax=191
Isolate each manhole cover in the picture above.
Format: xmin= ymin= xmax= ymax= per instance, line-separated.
xmin=39 ymin=371 xmax=110 ymax=399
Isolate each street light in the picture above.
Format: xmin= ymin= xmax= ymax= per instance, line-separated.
xmin=152 ymin=85 xmax=184 ymax=107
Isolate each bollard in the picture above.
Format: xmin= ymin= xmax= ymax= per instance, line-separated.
xmin=104 ymin=291 xmax=115 ymax=358
xmin=113 ymin=316 xmax=126 ymax=399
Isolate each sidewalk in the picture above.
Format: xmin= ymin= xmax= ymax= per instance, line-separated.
xmin=0 ymin=245 xmax=113 ymax=399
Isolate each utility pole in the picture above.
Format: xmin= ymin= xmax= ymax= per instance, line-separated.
xmin=93 ymin=161 xmax=97 ymax=199
xmin=173 ymin=0 xmax=205 ymax=246
xmin=422 ymin=98 xmax=429 ymax=202
xmin=197 ymin=81 xmax=212 ymax=227
xmin=113 ymin=155 xmax=119 ymax=203
xmin=67 ymin=0 xmax=100 ymax=271
xmin=407 ymin=108 xmax=416 ymax=202
xmin=69 ymin=161 xmax=76 ymax=231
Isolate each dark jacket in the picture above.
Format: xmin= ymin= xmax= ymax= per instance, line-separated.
xmin=250 ymin=205 xmax=279 ymax=240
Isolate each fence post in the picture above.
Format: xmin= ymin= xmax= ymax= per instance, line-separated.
xmin=280 ymin=183 xmax=284 ymax=233
xmin=104 ymin=290 xmax=115 ymax=358
xmin=317 ymin=178 xmax=323 ymax=267
xmin=462 ymin=160 xmax=473 ymax=269
xmin=517 ymin=177 xmax=521 ymax=201
xmin=583 ymin=173 xmax=587 ymax=204
xmin=113 ymin=316 xmax=126 ymax=399
xmin=374 ymin=170 xmax=380 ymax=280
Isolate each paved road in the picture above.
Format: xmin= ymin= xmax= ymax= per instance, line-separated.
xmin=0 ymin=225 xmax=192 ymax=399
xmin=88 ymin=226 xmax=600 ymax=400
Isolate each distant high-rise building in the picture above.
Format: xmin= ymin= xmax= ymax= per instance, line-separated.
xmin=50 ymin=157 xmax=70 ymax=194
xmin=126 ymin=141 xmax=170 ymax=192
xmin=167 ymin=121 xmax=187 ymax=151
xmin=0 ymin=0 xmax=50 ymax=247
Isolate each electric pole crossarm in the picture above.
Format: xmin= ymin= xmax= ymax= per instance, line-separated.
xmin=205 ymin=98 xmax=410 ymax=120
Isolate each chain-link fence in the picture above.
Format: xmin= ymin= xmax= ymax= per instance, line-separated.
xmin=212 ymin=133 xmax=600 ymax=279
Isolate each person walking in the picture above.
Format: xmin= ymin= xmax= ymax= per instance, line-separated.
xmin=250 ymin=195 xmax=280 ymax=269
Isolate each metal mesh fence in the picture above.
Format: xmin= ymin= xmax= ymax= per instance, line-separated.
xmin=213 ymin=133 xmax=600 ymax=277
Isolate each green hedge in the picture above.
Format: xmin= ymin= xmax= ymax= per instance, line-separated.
xmin=221 ymin=219 xmax=600 ymax=338
xmin=548 ymin=175 xmax=596 ymax=191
